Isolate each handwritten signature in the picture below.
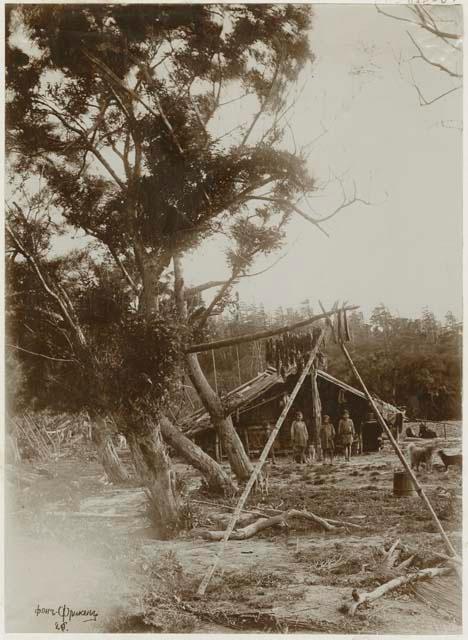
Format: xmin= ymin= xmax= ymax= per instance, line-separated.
xmin=34 ymin=604 xmax=99 ymax=632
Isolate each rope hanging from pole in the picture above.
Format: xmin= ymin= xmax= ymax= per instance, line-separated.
xmin=211 ymin=349 xmax=218 ymax=394
xmin=236 ymin=345 xmax=242 ymax=386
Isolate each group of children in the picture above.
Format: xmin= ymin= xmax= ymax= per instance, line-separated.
xmin=266 ymin=410 xmax=357 ymax=465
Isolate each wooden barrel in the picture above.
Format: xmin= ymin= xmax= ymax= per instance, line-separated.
xmin=393 ymin=471 xmax=417 ymax=497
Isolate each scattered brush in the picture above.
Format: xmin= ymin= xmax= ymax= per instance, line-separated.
xmin=134 ymin=551 xmax=198 ymax=632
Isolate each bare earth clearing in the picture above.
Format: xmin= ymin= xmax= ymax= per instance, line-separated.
xmin=6 ymin=423 xmax=462 ymax=634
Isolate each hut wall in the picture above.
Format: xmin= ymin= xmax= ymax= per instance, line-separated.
xmin=192 ymin=373 xmax=387 ymax=461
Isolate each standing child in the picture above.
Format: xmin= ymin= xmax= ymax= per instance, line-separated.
xmin=320 ymin=415 xmax=335 ymax=465
xmin=338 ymin=410 xmax=355 ymax=462
xmin=291 ymin=411 xmax=308 ymax=464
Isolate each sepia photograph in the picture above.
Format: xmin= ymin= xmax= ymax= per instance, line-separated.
xmin=4 ymin=1 xmax=463 ymax=634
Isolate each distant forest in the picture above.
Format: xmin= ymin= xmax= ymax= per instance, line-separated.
xmin=198 ymin=301 xmax=462 ymax=421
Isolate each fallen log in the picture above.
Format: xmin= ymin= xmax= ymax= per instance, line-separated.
xmin=319 ymin=517 xmax=363 ymax=529
xmin=204 ymin=508 xmax=340 ymax=541
xmin=343 ymin=566 xmax=452 ymax=616
xmin=204 ymin=514 xmax=287 ymax=541
xmin=192 ymin=499 xmax=363 ymax=531
xmin=210 ymin=512 xmax=260 ymax=529
xmin=288 ymin=508 xmax=336 ymax=531
xmin=47 ymin=511 xmax=144 ymax=519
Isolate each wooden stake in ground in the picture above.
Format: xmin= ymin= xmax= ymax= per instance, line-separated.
xmin=318 ymin=301 xmax=458 ymax=560
xmin=196 ymin=326 xmax=327 ymax=596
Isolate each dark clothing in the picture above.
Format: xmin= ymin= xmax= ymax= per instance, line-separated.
xmin=320 ymin=422 xmax=335 ymax=451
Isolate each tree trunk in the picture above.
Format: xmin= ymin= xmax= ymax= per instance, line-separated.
xmin=186 ymin=352 xmax=253 ymax=481
xmin=159 ymin=415 xmax=235 ymax=495
xmin=172 ymin=255 xmax=253 ymax=482
xmin=127 ymin=418 xmax=181 ymax=539
xmin=92 ymin=419 xmax=130 ymax=484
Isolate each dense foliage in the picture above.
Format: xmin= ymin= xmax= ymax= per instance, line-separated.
xmin=6 ymin=252 xmax=185 ymax=416
xmin=6 ymin=4 xmax=316 ymax=425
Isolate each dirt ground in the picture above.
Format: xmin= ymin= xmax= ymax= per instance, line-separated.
xmin=5 ymin=422 xmax=462 ymax=634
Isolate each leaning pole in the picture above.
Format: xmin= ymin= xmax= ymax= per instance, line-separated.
xmin=197 ymin=326 xmax=328 ymax=596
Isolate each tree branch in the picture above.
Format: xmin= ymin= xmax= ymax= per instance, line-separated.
xmin=34 ymin=98 xmax=126 ymax=190
xmin=6 ymin=214 xmax=88 ymax=352
xmin=194 ymin=271 xmax=240 ymax=330
xmin=185 ymin=248 xmax=291 ymax=300
xmin=249 ymin=196 xmax=330 ymax=237
xmin=240 ymin=61 xmax=281 ymax=147
xmin=408 ymin=65 xmax=461 ymax=106
xmin=7 ymin=343 xmax=78 ymax=363
xmin=376 ymin=5 xmax=461 ymax=40
xmin=107 ymin=246 xmax=139 ymax=294
xmin=185 ymin=280 xmax=229 ymax=297
xmin=407 ymin=31 xmax=461 ymax=78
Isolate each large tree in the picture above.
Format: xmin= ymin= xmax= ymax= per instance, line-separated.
xmin=6 ymin=4 xmax=328 ymax=534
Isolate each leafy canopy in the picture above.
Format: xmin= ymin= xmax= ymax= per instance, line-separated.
xmin=8 ymin=4 xmax=315 ymax=267
xmin=6 ymin=5 xmax=316 ymax=415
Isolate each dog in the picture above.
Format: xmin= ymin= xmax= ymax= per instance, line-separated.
xmin=419 ymin=424 xmax=437 ymax=439
xmin=306 ymin=444 xmax=316 ymax=463
xmin=255 ymin=460 xmax=272 ymax=497
xmin=438 ymin=450 xmax=462 ymax=472
xmin=408 ymin=443 xmax=437 ymax=472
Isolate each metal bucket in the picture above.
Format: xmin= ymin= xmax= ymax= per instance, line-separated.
xmin=393 ymin=471 xmax=417 ymax=497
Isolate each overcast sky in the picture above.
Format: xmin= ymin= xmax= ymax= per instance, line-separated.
xmin=185 ymin=4 xmax=463 ymax=321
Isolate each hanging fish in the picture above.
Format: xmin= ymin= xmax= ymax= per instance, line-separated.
xmin=343 ymin=309 xmax=352 ymax=342
xmin=337 ymin=309 xmax=343 ymax=341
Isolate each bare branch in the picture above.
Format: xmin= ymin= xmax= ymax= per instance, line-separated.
xmin=6 ymin=211 xmax=88 ymax=351
xmin=34 ymin=98 xmax=126 ymax=190
xmin=7 ymin=343 xmax=78 ymax=363
xmin=312 ymin=181 xmax=374 ymax=224
xmin=218 ymin=92 xmax=252 ymax=108
xmin=408 ymin=64 xmax=461 ymax=106
xmin=185 ymin=247 xmax=291 ymax=300
xmin=185 ymin=280 xmax=229 ymax=297
xmin=376 ymin=5 xmax=461 ymax=40
xmin=407 ymin=31 xmax=461 ymax=78
xmin=248 ymin=196 xmax=330 ymax=237
xmin=240 ymin=61 xmax=281 ymax=147
xmin=195 ymin=271 xmax=241 ymax=330
xmin=107 ymin=246 xmax=139 ymax=294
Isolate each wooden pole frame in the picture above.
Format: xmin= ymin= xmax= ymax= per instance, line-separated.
xmin=318 ymin=301 xmax=457 ymax=559
xmin=196 ymin=326 xmax=327 ymax=596
xmin=185 ymin=305 xmax=357 ymax=354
